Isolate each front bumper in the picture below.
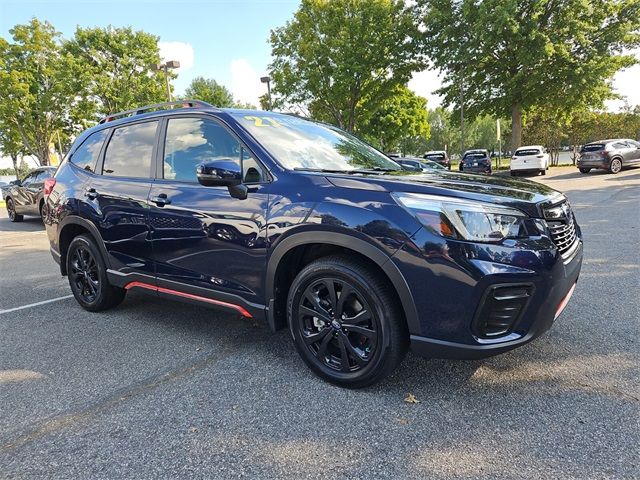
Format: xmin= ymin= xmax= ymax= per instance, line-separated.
xmin=393 ymin=228 xmax=583 ymax=360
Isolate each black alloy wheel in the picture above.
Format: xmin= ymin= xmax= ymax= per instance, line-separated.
xmin=579 ymin=168 xmax=591 ymax=174
xmin=288 ymin=255 xmax=408 ymax=388
xmin=69 ymin=245 xmax=100 ymax=303
xmin=66 ymin=234 xmax=126 ymax=311
xmin=298 ymin=277 xmax=378 ymax=374
xmin=6 ymin=198 xmax=23 ymax=222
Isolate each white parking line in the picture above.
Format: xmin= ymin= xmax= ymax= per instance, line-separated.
xmin=0 ymin=295 xmax=74 ymax=314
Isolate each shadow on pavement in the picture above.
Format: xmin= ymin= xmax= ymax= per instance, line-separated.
xmin=0 ymin=216 xmax=44 ymax=233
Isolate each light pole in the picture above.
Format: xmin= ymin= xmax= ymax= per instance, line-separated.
xmin=152 ymin=60 xmax=180 ymax=102
xmin=260 ymin=75 xmax=272 ymax=110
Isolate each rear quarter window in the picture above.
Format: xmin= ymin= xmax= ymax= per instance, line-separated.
xmin=70 ymin=129 xmax=109 ymax=172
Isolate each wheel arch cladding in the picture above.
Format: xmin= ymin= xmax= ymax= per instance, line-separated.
xmin=58 ymin=216 xmax=110 ymax=275
xmin=265 ymin=231 xmax=420 ymax=334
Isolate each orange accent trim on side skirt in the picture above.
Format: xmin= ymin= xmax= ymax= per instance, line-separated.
xmin=124 ymin=281 xmax=252 ymax=318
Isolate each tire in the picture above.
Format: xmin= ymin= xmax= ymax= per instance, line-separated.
xmin=6 ymin=198 xmax=23 ymax=222
xmin=510 ymin=171 xmax=517 ymax=177
xmin=287 ymin=255 xmax=409 ymax=388
xmin=39 ymin=200 xmax=46 ymax=222
xmin=66 ymin=234 xmax=126 ymax=312
xmin=609 ymin=158 xmax=622 ymax=174
xmin=579 ymin=168 xmax=591 ymax=174
xmin=540 ymin=169 xmax=546 ymax=176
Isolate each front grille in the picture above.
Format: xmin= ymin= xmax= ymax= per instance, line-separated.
xmin=545 ymin=202 xmax=578 ymax=256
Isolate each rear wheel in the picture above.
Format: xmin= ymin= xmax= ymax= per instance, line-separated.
xmin=540 ymin=168 xmax=546 ymax=175
xmin=579 ymin=168 xmax=591 ymax=174
xmin=287 ymin=255 xmax=408 ymax=388
xmin=6 ymin=198 xmax=23 ymax=222
xmin=67 ymin=234 xmax=126 ymax=311
xmin=39 ymin=201 xmax=46 ymax=222
xmin=609 ymin=158 xmax=622 ymax=174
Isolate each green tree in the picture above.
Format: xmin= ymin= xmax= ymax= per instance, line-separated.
xmin=424 ymin=107 xmax=459 ymax=156
xmin=269 ymin=0 xmax=424 ymax=132
xmin=184 ymin=77 xmax=234 ymax=107
xmin=0 ymin=19 xmax=75 ymax=166
xmin=64 ymin=26 xmax=169 ymax=119
xmin=359 ymin=85 xmax=430 ymax=152
xmin=418 ymin=0 xmax=640 ymax=151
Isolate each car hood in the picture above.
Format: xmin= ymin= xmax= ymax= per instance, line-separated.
xmin=325 ymin=170 xmax=565 ymax=218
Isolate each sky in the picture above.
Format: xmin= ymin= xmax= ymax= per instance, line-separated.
xmin=1 ymin=0 xmax=639 ymax=110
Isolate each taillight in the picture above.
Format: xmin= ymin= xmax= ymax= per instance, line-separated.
xmin=43 ymin=178 xmax=56 ymax=196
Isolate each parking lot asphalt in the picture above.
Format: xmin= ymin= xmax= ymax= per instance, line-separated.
xmin=1 ymin=167 xmax=639 ymax=479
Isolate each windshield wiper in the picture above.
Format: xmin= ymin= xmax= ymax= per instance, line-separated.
xmin=354 ymin=167 xmax=399 ymax=172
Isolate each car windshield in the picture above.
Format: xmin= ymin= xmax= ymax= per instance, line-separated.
xmin=581 ymin=144 xmax=604 ymax=152
xmin=232 ymin=112 xmax=401 ymax=171
xmin=515 ymin=149 xmax=541 ymax=156
xmin=425 ymin=153 xmax=445 ymax=160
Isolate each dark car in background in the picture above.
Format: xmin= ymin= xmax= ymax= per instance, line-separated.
xmin=44 ymin=101 xmax=582 ymax=387
xmin=459 ymin=149 xmax=492 ymax=174
xmin=4 ymin=167 xmax=56 ymax=222
xmin=423 ymin=150 xmax=450 ymax=169
xmin=578 ymin=139 xmax=640 ymax=174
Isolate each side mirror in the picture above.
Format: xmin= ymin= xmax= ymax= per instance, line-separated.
xmin=196 ymin=160 xmax=247 ymax=200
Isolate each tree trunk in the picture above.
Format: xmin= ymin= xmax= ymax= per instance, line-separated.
xmin=511 ymin=103 xmax=522 ymax=153
xmin=11 ymin=153 xmax=19 ymax=179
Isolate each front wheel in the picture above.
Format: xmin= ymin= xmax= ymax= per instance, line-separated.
xmin=609 ymin=158 xmax=622 ymax=174
xmin=287 ymin=255 xmax=408 ymax=388
xmin=67 ymin=234 xmax=126 ymax=312
xmin=6 ymin=198 xmax=23 ymax=222
xmin=579 ymin=168 xmax=591 ymax=174
xmin=540 ymin=169 xmax=546 ymax=176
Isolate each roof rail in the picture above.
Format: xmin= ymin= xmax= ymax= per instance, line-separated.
xmin=99 ymin=100 xmax=215 ymax=124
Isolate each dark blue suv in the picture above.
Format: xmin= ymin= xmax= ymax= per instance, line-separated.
xmin=44 ymin=101 xmax=583 ymax=387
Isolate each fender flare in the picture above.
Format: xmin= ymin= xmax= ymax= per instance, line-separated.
xmin=265 ymin=230 xmax=420 ymax=334
xmin=58 ymin=215 xmax=111 ymax=273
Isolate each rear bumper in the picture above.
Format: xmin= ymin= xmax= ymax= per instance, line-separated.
xmin=577 ymin=160 xmax=608 ymax=169
xmin=511 ymin=159 xmax=545 ymax=171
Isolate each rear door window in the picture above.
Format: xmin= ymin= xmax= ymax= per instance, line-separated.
xmin=70 ymin=130 xmax=108 ymax=172
xmin=103 ymin=121 xmax=158 ymax=178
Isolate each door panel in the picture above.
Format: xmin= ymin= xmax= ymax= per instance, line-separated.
xmin=148 ymin=182 xmax=269 ymax=302
xmin=88 ymin=120 xmax=159 ymax=279
xmin=148 ymin=114 xmax=270 ymax=305
xmin=88 ymin=176 xmax=154 ymax=277
xmin=14 ymin=172 xmax=38 ymax=213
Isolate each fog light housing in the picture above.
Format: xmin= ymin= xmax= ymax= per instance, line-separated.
xmin=472 ymin=284 xmax=534 ymax=339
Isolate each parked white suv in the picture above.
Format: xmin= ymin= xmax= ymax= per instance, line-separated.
xmin=510 ymin=145 xmax=549 ymax=176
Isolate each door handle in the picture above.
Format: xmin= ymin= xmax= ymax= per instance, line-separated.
xmin=84 ymin=187 xmax=98 ymax=200
xmin=150 ymin=193 xmax=171 ymax=207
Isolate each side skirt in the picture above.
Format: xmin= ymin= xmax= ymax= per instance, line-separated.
xmin=107 ymin=269 xmax=267 ymax=321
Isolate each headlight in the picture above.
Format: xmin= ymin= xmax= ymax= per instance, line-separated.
xmin=393 ymin=192 xmax=530 ymax=243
